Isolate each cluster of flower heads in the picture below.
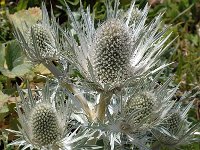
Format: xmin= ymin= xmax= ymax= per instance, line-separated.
xmin=97 ymin=76 xmax=199 ymax=149
xmin=10 ymin=0 xmax=199 ymax=150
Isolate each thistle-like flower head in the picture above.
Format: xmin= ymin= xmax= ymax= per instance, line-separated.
xmin=7 ymin=81 xmax=97 ymax=150
xmin=125 ymin=91 xmax=156 ymax=124
xmin=152 ymin=100 xmax=200 ymax=147
xmin=13 ymin=3 xmax=59 ymax=63
xmin=60 ymin=0 xmax=173 ymax=92
xmin=26 ymin=23 xmax=57 ymax=62
xmin=93 ymin=19 xmax=132 ymax=83
xmin=121 ymin=75 xmax=178 ymax=130
xmin=30 ymin=103 xmax=61 ymax=146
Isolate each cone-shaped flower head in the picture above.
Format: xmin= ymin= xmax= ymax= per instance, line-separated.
xmin=60 ymin=0 xmax=173 ymax=92
xmin=152 ymin=111 xmax=184 ymax=145
xmin=7 ymin=82 xmax=67 ymax=149
xmin=121 ymin=75 xmax=178 ymax=129
xmin=163 ymin=112 xmax=182 ymax=134
xmin=125 ymin=91 xmax=156 ymax=124
xmin=13 ymin=3 xmax=58 ymax=63
xmin=94 ymin=19 xmax=132 ymax=83
xmin=152 ymin=100 xmax=200 ymax=147
xmin=30 ymin=103 xmax=60 ymax=146
xmin=26 ymin=23 xmax=57 ymax=62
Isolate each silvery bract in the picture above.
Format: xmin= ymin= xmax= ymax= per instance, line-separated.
xmin=94 ymin=75 xmax=178 ymax=149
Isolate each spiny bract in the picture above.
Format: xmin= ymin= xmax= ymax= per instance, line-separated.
xmin=163 ymin=112 xmax=182 ymax=134
xmin=153 ymin=112 xmax=184 ymax=145
xmin=59 ymin=0 xmax=172 ymax=92
xmin=93 ymin=19 xmax=132 ymax=83
xmin=30 ymin=103 xmax=61 ymax=146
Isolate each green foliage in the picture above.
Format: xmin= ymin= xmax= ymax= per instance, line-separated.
xmin=16 ymin=0 xmax=29 ymax=11
xmin=0 ymin=41 xmax=32 ymax=78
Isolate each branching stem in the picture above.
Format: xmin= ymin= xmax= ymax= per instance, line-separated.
xmin=43 ymin=61 xmax=93 ymax=121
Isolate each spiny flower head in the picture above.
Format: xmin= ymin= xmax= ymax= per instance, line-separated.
xmin=152 ymin=100 xmax=200 ymax=147
xmin=90 ymin=75 xmax=178 ymax=150
xmin=163 ymin=112 xmax=182 ymax=135
xmin=93 ymin=19 xmax=132 ymax=83
xmin=7 ymin=81 xmax=68 ymax=149
xmin=152 ymin=112 xmax=184 ymax=146
xmin=30 ymin=103 xmax=61 ymax=146
xmin=25 ymin=23 xmax=57 ymax=62
xmin=59 ymin=0 xmax=172 ymax=92
xmin=13 ymin=3 xmax=59 ymax=63
xmin=121 ymin=75 xmax=178 ymax=130
xmin=125 ymin=91 xmax=156 ymax=124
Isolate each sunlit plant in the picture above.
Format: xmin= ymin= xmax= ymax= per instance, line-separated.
xmin=9 ymin=0 xmax=199 ymax=149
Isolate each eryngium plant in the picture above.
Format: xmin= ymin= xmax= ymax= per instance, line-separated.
xmin=10 ymin=0 xmax=199 ymax=149
xmin=13 ymin=3 xmax=59 ymax=64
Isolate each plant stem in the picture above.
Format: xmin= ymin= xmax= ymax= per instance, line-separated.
xmin=67 ymin=83 xmax=94 ymax=121
xmin=43 ymin=61 xmax=93 ymax=120
xmin=42 ymin=61 xmax=63 ymax=79
xmin=96 ymin=92 xmax=113 ymax=122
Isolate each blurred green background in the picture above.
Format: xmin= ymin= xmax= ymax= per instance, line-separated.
xmin=0 ymin=0 xmax=199 ymax=149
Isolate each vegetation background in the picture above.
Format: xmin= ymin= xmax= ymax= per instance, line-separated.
xmin=0 ymin=0 xmax=199 ymax=149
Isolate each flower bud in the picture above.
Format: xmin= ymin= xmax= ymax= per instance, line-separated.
xmin=153 ymin=112 xmax=183 ymax=145
xmin=164 ymin=112 xmax=182 ymax=134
